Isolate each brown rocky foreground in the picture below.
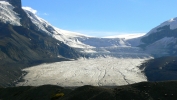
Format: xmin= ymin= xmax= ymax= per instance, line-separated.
xmin=0 ymin=81 xmax=177 ymax=100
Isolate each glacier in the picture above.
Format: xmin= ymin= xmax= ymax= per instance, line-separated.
xmin=14 ymin=7 xmax=153 ymax=87
xmin=16 ymin=57 xmax=151 ymax=87
xmin=2 ymin=0 xmax=177 ymax=87
xmin=22 ymin=7 xmax=148 ymax=55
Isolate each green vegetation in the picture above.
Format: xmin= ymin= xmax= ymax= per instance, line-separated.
xmin=51 ymin=93 xmax=64 ymax=100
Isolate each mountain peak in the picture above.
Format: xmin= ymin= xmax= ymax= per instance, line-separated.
xmin=146 ymin=17 xmax=177 ymax=36
xmin=159 ymin=17 xmax=177 ymax=30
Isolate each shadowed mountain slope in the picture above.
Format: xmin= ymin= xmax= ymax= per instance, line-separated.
xmin=0 ymin=0 xmax=81 ymax=87
xmin=139 ymin=56 xmax=177 ymax=81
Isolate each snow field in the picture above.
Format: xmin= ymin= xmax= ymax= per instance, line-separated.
xmin=17 ymin=57 xmax=149 ymax=87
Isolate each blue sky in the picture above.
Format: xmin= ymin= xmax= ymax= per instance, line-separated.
xmin=22 ymin=0 xmax=177 ymax=37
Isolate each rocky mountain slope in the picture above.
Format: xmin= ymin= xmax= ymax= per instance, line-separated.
xmin=127 ymin=18 xmax=177 ymax=81
xmin=0 ymin=0 xmax=81 ymax=87
xmin=139 ymin=17 xmax=177 ymax=57
xmin=0 ymin=0 xmax=81 ymax=63
xmin=139 ymin=56 xmax=177 ymax=81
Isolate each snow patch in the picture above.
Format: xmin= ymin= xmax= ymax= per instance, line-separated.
xmin=53 ymin=27 xmax=94 ymax=48
xmin=104 ymin=33 xmax=145 ymax=40
xmin=145 ymin=37 xmax=177 ymax=54
xmin=22 ymin=7 xmax=37 ymax=14
xmin=0 ymin=1 xmax=21 ymax=26
xmin=147 ymin=37 xmax=176 ymax=48
xmin=165 ymin=18 xmax=177 ymax=29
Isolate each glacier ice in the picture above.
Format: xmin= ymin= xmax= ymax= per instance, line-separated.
xmin=16 ymin=57 xmax=151 ymax=87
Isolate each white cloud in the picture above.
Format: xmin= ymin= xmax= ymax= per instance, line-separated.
xmin=22 ymin=7 xmax=37 ymax=14
xmin=43 ymin=13 xmax=49 ymax=15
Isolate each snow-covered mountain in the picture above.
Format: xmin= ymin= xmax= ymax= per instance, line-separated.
xmin=0 ymin=0 xmax=80 ymax=61
xmin=146 ymin=17 xmax=177 ymax=36
xmin=22 ymin=7 xmax=152 ymax=59
xmin=22 ymin=7 xmax=132 ymax=49
xmin=0 ymin=0 xmax=81 ymax=86
xmin=1 ymin=0 xmax=177 ymax=88
xmin=1 ymin=0 xmax=177 ymax=58
xmin=140 ymin=17 xmax=177 ymax=57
